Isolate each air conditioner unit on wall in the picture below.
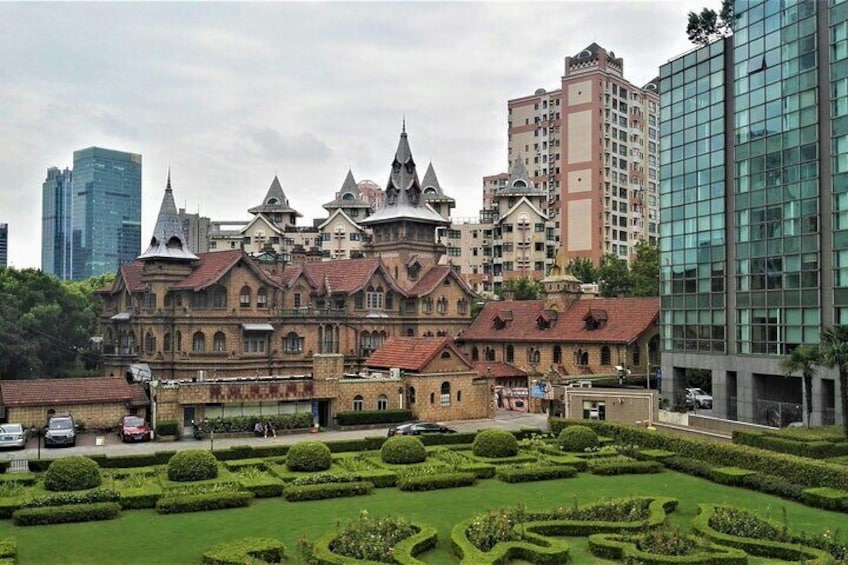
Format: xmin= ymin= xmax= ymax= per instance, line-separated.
xmin=389 ymin=368 xmax=401 ymax=379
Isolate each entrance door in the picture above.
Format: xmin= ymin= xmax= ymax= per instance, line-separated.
xmin=318 ymin=401 xmax=330 ymax=428
xmin=182 ymin=406 xmax=196 ymax=436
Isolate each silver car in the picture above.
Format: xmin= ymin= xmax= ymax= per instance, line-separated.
xmin=0 ymin=424 xmax=28 ymax=450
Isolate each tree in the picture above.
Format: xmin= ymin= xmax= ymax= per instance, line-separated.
xmin=779 ymin=345 xmax=819 ymax=427
xmin=597 ymin=254 xmax=632 ymax=298
xmin=817 ymin=326 xmax=848 ymax=438
xmin=566 ymin=257 xmax=598 ymax=284
xmin=497 ymin=276 xmax=540 ymax=301
xmin=686 ymin=0 xmax=735 ymax=46
xmin=629 ymin=241 xmax=659 ymax=297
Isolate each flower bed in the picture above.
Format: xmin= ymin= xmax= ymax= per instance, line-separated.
xmin=588 ymin=530 xmax=747 ymax=564
xmin=201 ymin=537 xmax=286 ymax=565
xmin=232 ymin=465 xmax=285 ymax=498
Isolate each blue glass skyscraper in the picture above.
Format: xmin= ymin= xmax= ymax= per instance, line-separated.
xmin=41 ymin=166 xmax=73 ymax=279
xmin=71 ymin=147 xmax=142 ymax=280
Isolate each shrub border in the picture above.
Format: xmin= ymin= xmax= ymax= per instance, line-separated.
xmin=311 ymin=521 xmax=437 ymax=565
xmin=587 ymin=532 xmax=747 ymax=565
xmin=201 ymin=537 xmax=286 ymax=565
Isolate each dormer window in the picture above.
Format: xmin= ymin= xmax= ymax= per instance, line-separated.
xmin=536 ymin=310 xmax=557 ymax=330
xmin=493 ymin=310 xmax=513 ymax=329
xmin=583 ymin=309 xmax=608 ymax=330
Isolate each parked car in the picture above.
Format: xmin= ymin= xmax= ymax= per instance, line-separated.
xmin=44 ymin=414 xmax=76 ymax=447
xmin=0 ymin=423 xmax=28 ymax=450
xmin=117 ymin=416 xmax=152 ymax=443
xmin=387 ymin=422 xmax=458 ymax=437
xmin=686 ymin=388 xmax=713 ymax=409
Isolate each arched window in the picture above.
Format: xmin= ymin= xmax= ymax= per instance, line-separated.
xmin=320 ymin=324 xmax=338 ymax=353
xmin=422 ymin=297 xmax=433 ymax=314
xmin=239 ymin=286 xmax=251 ymax=307
xmin=256 ymin=287 xmax=268 ymax=309
xmin=163 ymin=332 xmax=171 ymax=352
xmin=485 ymin=347 xmax=495 ymax=362
xmin=353 ymin=395 xmax=364 ymax=411
xmin=437 ymin=296 xmax=447 ymax=314
xmin=553 ymin=345 xmax=562 ymax=364
xmin=506 ymin=345 xmax=514 ymax=363
xmin=284 ymin=332 xmax=304 ymax=353
xmin=360 ymin=331 xmax=373 ymax=356
xmin=175 ymin=331 xmax=182 ymax=352
xmin=376 ymin=395 xmax=388 ymax=410
xmin=457 ymin=298 xmax=468 ymax=315
xmin=211 ymin=285 xmax=227 ymax=308
xmin=575 ymin=349 xmax=589 ymax=366
xmin=192 ymin=332 xmax=206 ymax=353
xmin=440 ymin=351 xmax=451 ymax=359
xmin=144 ymin=331 xmax=156 ymax=354
xmin=527 ymin=347 xmax=540 ymax=364
xmin=456 ymin=390 xmax=462 ymax=402
xmin=430 ymin=392 xmax=435 ymax=404
xmin=440 ymin=382 xmax=451 ymax=406
xmin=213 ymin=332 xmax=226 ymax=352
xmin=366 ymin=285 xmax=384 ymax=310
xmin=471 ymin=346 xmax=479 ymax=361
xmin=407 ymin=386 xmax=416 ymax=405
xmin=191 ymin=292 xmax=207 ymax=309
xmin=406 ymin=328 xmax=415 ymax=337
xmin=600 ymin=346 xmax=611 ymax=365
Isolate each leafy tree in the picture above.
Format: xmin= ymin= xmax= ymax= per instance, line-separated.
xmin=817 ymin=326 xmax=848 ymax=438
xmin=597 ymin=254 xmax=632 ymax=298
xmin=630 ymin=241 xmax=659 ymax=297
xmin=779 ymin=345 xmax=819 ymax=427
xmin=566 ymin=257 xmax=598 ymax=284
xmin=687 ymin=0 xmax=735 ymax=46
xmin=497 ymin=276 xmax=540 ymax=301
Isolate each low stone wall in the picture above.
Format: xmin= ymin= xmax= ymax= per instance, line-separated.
xmin=689 ymin=414 xmax=776 ymax=436
xmin=657 ymin=410 xmax=689 ymax=427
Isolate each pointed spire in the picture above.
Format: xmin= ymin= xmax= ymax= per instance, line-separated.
xmin=421 ymin=162 xmax=442 ymax=194
xmin=340 ymin=169 xmax=358 ymax=195
xmin=402 ymin=116 xmax=406 ymax=133
xmin=248 ymin=175 xmax=302 ymax=217
xmin=138 ymin=174 xmax=198 ymax=262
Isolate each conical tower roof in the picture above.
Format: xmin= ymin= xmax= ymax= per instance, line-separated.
xmin=422 ymin=161 xmax=455 ymax=205
xmin=322 ymin=169 xmax=371 ymax=211
xmin=138 ymin=172 xmax=199 ymax=262
xmin=248 ymin=175 xmax=302 ymax=217
xmin=500 ymin=156 xmax=543 ymax=195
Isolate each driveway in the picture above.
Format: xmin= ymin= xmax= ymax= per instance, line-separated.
xmin=2 ymin=410 xmax=550 ymax=463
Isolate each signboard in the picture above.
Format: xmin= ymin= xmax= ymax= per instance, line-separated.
xmin=530 ymin=381 xmax=552 ymax=399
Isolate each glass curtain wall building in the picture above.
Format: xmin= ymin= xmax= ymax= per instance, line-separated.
xmin=41 ymin=167 xmax=73 ymax=280
xmin=660 ymin=0 xmax=845 ymax=427
xmin=71 ymin=147 xmax=142 ymax=280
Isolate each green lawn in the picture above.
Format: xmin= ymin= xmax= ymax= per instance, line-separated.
xmin=0 ymin=470 xmax=842 ymax=564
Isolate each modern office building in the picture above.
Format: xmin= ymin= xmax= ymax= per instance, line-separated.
xmin=660 ymin=0 xmax=845 ymax=426
xmin=41 ymin=166 xmax=73 ymax=279
xmin=506 ymin=43 xmax=660 ymax=267
xmin=0 ymin=223 xmax=7 ymax=268
xmin=71 ymin=147 xmax=142 ymax=280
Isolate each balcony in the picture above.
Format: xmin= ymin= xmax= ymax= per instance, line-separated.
xmin=278 ymin=307 xmax=346 ymax=319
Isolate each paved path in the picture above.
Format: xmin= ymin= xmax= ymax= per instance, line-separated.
xmin=2 ymin=411 xmax=549 ymax=462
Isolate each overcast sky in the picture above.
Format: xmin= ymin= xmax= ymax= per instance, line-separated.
xmin=0 ymin=1 xmax=707 ymax=270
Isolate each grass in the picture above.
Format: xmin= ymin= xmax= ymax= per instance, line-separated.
xmin=0 ymin=470 xmax=842 ymax=564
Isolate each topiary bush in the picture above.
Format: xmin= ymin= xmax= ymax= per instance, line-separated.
xmin=558 ymin=425 xmax=599 ymax=452
xmin=167 ymin=449 xmax=219 ymax=482
xmin=381 ymin=436 xmax=427 ymax=464
xmin=44 ymin=456 xmax=102 ymax=492
xmin=286 ymin=441 xmax=332 ymax=472
xmin=472 ymin=429 xmax=519 ymax=458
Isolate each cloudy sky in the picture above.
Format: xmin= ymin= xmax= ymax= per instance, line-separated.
xmin=0 ymin=1 xmax=707 ymax=269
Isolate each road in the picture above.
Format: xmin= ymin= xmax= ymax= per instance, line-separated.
xmin=3 ymin=410 xmax=549 ymax=463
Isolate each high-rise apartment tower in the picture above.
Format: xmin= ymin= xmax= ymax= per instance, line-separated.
xmin=41 ymin=166 xmax=73 ymax=279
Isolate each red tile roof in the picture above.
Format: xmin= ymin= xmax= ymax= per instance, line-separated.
xmin=170 ymin=250 xmax=275 ymax=291
xmin=474 ymin=362 xmax=526 ymax=379
xmin=0 ymin=377 xmax=149 ymax=408
xmin=298 ymin=258 xmax=406 ymax=296
xmin=407 ymin=266 xmax=475 ymax=297
xmin=459 ymin=297 xmax=658 ymax=344
xmin=366 ymin=337 xmax=472 ymax=372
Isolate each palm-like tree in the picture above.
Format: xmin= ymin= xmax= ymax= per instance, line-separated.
xmin=817 ymin=326 xmax=848 ymax=437
xmin=779 ymin=344 xmax=818 ymax=427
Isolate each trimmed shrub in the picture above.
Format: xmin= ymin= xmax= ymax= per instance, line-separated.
xmin=167 ymin=449 xmax=219 ymax=482
xmin=0 ymin=539 xmax=15 ymax=563
xmin=305 ymin=514 xmax=437 ymax=564
xmin=733 ymin=430 xmax=848 ymax=459
xmin=202 ymin=538 xmax=286 ymax=565
xmin=286 ymin=441 xmax=332 ymax=472
xmin=99 ymin=452 xmax=175 ymax=468
xmin=335 ymin=409 xmax=412 ymax=426
xmin=381 ymin=436 xmax=427 ymax=464
xmin=802 ymin=487 xmax=848 ymax=511
xmin=196 ymin=413 xmax=313 ymax=434
xmin=323 ymin=436 xmax=386 ymax=453
xmin=155 ymin=420 xmax=179 ymax=437
xmin=590 ymin=460 xmax=663 ymax=476
xmin=44 ymin=456 xmax=102 ymax=492
xmin=24 ymin=488 xmax=120 ymax=508
xmin=496 ymin=464 xmax=578 ymax=483
xmin=155 ymin=491 xmax=253 ymax=514
xmin=740 ymin=473 xmax=805 ymax=502
xmin=588 ymin=532 xmax=748 ymax=565
xmin=283 ymin=481 xmax=373 ymax=502
xmin=12 ymin=502 xmax=121 ymax=526
xmin=558 ymin=425 xmax=599 ymax=452
xmin=709 ymin=467 xmax=757 ymax=486
xmin=397 ymin=472 xmax=477 ymax=491
xmin=663 ymin=455 xmax=716 ymax=478
xmin=472 ymin=429 xmax=519 ymax=458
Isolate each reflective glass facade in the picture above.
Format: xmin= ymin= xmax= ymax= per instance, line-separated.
xmin=71 ymin=147 xmax=142 ymax=280
xmin=41 ymin=167 xmax=73 ymax=280
xmin=832 ymin=0 xmax=848 ymax=320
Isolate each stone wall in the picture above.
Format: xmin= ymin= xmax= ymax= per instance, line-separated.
xmin=405 ymin=373 xmax=494 ymax=421
xmin=338 ymin=379 xmax=403 ymax=412
xmin=562 ymin=389 xmax=657 ymax=425
xmin=7 ymin=403 xmax=139 ymax=431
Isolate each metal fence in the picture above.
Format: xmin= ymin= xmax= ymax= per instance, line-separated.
xmin=754 ymin=399 xmax=802 ymax=428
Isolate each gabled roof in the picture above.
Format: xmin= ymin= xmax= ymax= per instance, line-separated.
xmin=498 ymin=196 xmax=548 ymax=224
xmin=0 ymin=377 xmax=148 ymax=408
xmin=138 ymin=173 xmax=199 ymax=262
xmin=297 ymin=258 xmax=406 ymax=297
xmin=407 ymin=265 xmax=475 ymax=297
xmin=474 ymin=362 xmax=527 ymax=379
xmin=248 ymin=175 xmax=302 ymax=217
xmin=458 ymin=297 xmax=659 ymax=344
xmin=100 ymin=261 xmax=146 ymax=295
xmin=239 ymin=213 xmax=285 ymax=236
xmin=317 ymin=208 xmax=364 ymax=231
xmin=169 ymin=249 xmax=282 ymax=291
xmin=366 ymin=337 xmax=473 ymax=372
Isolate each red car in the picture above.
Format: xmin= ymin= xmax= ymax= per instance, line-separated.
xmin=118 ymin=416 xmax=152 ymax=442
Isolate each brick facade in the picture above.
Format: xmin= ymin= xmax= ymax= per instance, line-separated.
xmin=5 ymin=403 xmax=141 ymax=431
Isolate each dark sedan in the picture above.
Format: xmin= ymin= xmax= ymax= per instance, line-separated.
xmin=118 ymin=416 xmax=152 ymax=442
xmin=387 ymin=422 xmax=457 ymax=437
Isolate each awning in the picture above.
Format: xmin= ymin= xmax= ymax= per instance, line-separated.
xmin=241 ymin=323 xmax=274 ymax=332
xmin=110 ymin=312 xmax=132 ymax=321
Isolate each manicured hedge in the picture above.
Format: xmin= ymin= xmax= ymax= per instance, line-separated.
xmin=201 ymin=537 xmax=286 ymax=565
xmin=283 ymin=481 xmax=373 ymax=502
xmin=335 ymin=409 xmax=412 ymax=426
xmin=196 ymin=413 xmax=313 ymax=434
xmin=558 ymin=425 xmax=599 ymax=452
xmin=24 ymin=488 xmax=120 ymax=508
xmin=496 ymin=464 xmax=578 ymax=483
xmin=739 ymin=473 xmax=806 ymax=502
xmin=397 ymin=472 xmax=477 ymax=491
xmin=551 ymin=418 xmax=848 ymax=489
xmin=44 ymin=456 xmax=102 ymax=491
xmin=0 ymin=473 xmax=36 ymax=486
xmin=802 ymin=487 xmax=848 ymax=512
xmin=588 ymin=532 xmax=748 ymax=565
xmin=167 ymin=450 xmax=219 ymax=482
xmin=473 ymin=429 xmax=519 ymax=458
xmin=118 ymin=490 xmax=162 ymax=510
xmin=663 ymin=455 xmax=716 ymax=479
xmin=709 ymin=467 xmax=756 ymax=486
xmin=310 ymin=521 xmax=438 ymax=565
xmin=733 ymin=430 xmax=848 ymax=459
xmin=155 ymin=491 xmax=254 ymax=514
xmin=98 ymin=452 xmax=176 ymax=468
xmin=286 ymin=441 xmax=332 ymax=472
xmin=381 ymin=436 xmax=427 ymax=464
xmin=323 ymin=436 xmax=387 ymax=453
xmin=12 ymin=502 xmax=121 ymax=526
xmin=155 ymin=420 xmax=179 ymax=437
xmin=0 ymin=539 xmax=15 ymax=564
xmin=589 ymin=460 xmax=663 ymax=476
